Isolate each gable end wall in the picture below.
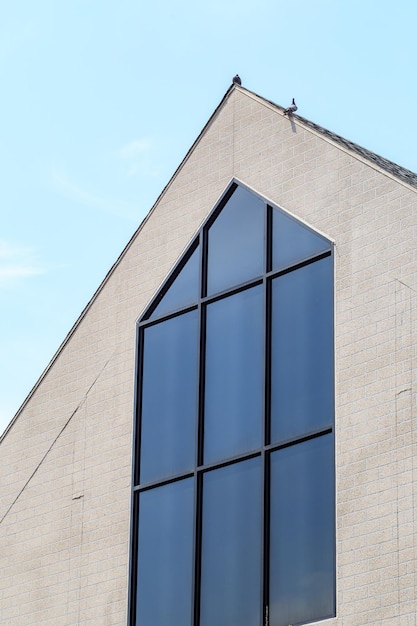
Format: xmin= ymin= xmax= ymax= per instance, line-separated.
xmin=1 ymin=88 xmax=416 ymax=625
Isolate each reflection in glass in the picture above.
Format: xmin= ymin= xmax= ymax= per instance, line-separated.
xmin=269 ymin=435 xmax=335 ymax=626
xmin=204 ymin=286 xmax=263 ymax=463
xmin=150 ymin=245 xmax=200 ymax=319
xmin=133 ymin=182 xmax=336 ymax=626
xmin=200 ymin=458 xmax=262 ymax=626
xmin=136 ymin=479 xmax=194 ymax=626
xmin=207 ymin=186 xmax=265 ymax=295
xmin=271 ymin=256 xmax=333 ymax=443
xmin=272 ymin=207 xmax=330 ymax=271
xmin=140 ymin=310 xmax=198 ymax=483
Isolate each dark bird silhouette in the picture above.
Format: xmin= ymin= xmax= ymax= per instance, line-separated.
xmin=284 ymin=98 xmax=298 ymax=115
xmin=232 ymin=74 xmax=241 ymax=86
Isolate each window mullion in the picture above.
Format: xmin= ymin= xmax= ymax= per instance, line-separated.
xmin=263 ymin=450 xmax=271 ymax=626
xmin=197 ymin=300 xmax=206 ymax=469
xmin=193 ymin=226 xmax=206 ymax=626
xmin=263 ymin=210 xmax=272 ymax=623
xmin=192 ymin=471 xmax=203 ymax=626
xmin=266 ymin=204 xmax=273 ymax=274
xmin=264 ymin=277 xmax=272 ymax=448
xmin=134 ymin=326 xmax=145 ymax=487
xmin=131 ymin=182 xmax=335 ymax=626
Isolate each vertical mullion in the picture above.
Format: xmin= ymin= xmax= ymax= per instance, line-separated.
xmin=263 ymin=453 xmax=271 ymax=626
xmin=197 ymin=302 xmax=206 ymax=468
xmin=196 ymin=231 xmax=206 ymax=470
xmin=264 ymin=205 xmax=273 ymax=450
xmin=193 ymin=471 xmax=203 ymax=626
xmin=128 ymin=322 xmax=143 ymax=624
xmin=201 ymin=227 xmax=209 ymax=300
xmin=266 ymin=204 xmax=273 ymax=274
xmin=191 ymin=319 xmax=203 ymax=625
xmin=192 ymin=305 xmax=205 ymax=626
xmin=263 ymin=204 xmax=273 ymax=625
xmin=128 ymin=492 xmax=140 ymax=625
xmin=192 ymin=226 xmax=206 ymax=626
xmin=264 ymin=280 xmax=272 ymax=448
xmin=134 ymin=326 xmax=145 ymax=486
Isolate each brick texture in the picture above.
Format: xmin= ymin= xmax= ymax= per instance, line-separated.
xmin=1 ymin=87 xmax=416 ymax=625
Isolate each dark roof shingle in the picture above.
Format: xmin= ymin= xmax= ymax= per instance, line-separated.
xmin=296 ymin=114 xmax=417 ymax=188
xmin=247 ymin=87 xmax=417 ymax=189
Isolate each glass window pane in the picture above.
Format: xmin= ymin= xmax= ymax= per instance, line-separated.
xmin=272 ymin=207 xmax=330 ymax=271
xmin=200 ymin=458 xmax=262 ymax=626
xmin=136 ymin=479 xmax=194 ymax=626
xmin=271 ymin=256 xmax=333 ymax=443
xmin=150 ymin=246 xmax=200 ymax=319
xmin=140 ymin=310 xmax=198 ymax=483
xmin=270 ymin=435 xmax=335 ymax=626
xmin=207 ymin=186 xmax=265 ymax=295
xmin=204 ymin=286 xmax=263 ymax=464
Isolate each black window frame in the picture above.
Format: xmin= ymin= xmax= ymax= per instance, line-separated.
xmin=128 ymin=180 xmax=336 ymax=626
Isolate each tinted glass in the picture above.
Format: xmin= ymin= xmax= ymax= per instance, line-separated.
xmin=271 ymin=256 xmax=333 ymax=443
xmin=204 ymin=286 xmax=263 ymax=463
xmin=136 ymin=479 xmax=194 ymax=626
xmin=269 ymin=435 xmax=335 ymax=626
xmin=140 ymin=310 xmax=198 ymax=483
xmin=150 ymin=246 xmax=200 ymax=319
xmin=207 ymin=186 xmax=265 ymax=295
xmin=272 ymin=207 xmax=330 ymax=271
xmin=200 ymin=458 xmax=262 ymax=626
xmin=134 ymin=183 xmax=335 ymax=626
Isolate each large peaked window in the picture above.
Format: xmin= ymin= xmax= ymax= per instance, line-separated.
xmin=130 ymin=182 xmax=335 ymax=626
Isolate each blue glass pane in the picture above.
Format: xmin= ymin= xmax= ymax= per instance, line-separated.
xmin=272 ymin=207 xmax=330 ymax=271
xmin=204 ymin=286 xmax=263 ymax=463
xmin=270 ymin=435 xmax=335 ymax=626
xmin=207 ymin=186 xmax=265 ymax=295
xmin=200 ymin=458 xmax=262 ymax=626
xmin=140 ymin=310 xmax=198 ymax=483
xmin=271 ymin=256 xmax=333 ymax=443
xmin=150 ymin=246 xmax=200 ymax=319
xmin=136 ymin=479 xmax=194 ymax=626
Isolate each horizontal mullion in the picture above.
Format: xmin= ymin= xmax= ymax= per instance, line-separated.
xmin=133 ymin=470 xmax=195 ymax=492
xmin=138 ymin=251 xmax=333 ymax=329
xmin=201 ymin=276 xmax=263 ymax=306
xmin=137 ymin=275 xmax=266 ymax=329
xmin=134 ymin=449 xmax=264 ymax=491
xmin=266 ymin=248 xmax=332 ymax=281
xmin=134 ymin=427 xmax=332 ymax=492
xmin=265 ymin=425 xmax=333 ymax=455
xmin=137 ymin=302 xmax=198 ymax=328
xmin=196 ymin=448 xmax=262 ymax=474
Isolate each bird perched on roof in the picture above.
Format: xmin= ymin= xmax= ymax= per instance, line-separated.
xmin=232 ymin=74 xmax=241 ymax=86
xmin=284 ymin=98 xmax=297 ymax=115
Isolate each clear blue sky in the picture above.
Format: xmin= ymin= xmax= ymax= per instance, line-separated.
xmin=1 ymin=0 xmax=416 ymax=435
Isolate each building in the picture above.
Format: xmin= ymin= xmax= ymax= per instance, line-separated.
xmin=1 ymin=83 xmax=417 ymax=625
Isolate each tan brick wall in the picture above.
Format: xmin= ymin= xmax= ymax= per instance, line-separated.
xmin=1 ymin=87 xmax=416 ymax=625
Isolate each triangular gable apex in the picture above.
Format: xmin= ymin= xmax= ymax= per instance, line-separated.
xmin=0 ymin=85 xmax=245 ymax=439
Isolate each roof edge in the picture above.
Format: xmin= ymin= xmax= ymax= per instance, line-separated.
xmin=0 ymin=84 xmax=239 ymax=444
xmin=3 ymin=82 xmax=416 ymax=443
xmin=241 ymin=86 xmax=417 ymax=190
